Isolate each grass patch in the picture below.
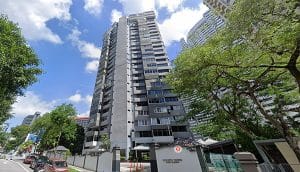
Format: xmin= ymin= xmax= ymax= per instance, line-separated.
xmin=68 ymin=167 xmax=79 ymax=172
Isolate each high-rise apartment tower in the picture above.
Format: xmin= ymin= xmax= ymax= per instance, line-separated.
xmin=84 ymin=11 xmax=191 ymax=158
xmin=203 ymin=0 xmax=235 ymax=19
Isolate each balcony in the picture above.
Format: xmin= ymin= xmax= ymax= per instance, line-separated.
xmin=133 ymin=97 xmax=147 ymax=102
xmin=134 ymin=125 xmax=152 ymax=131
xmin=153 ymin=136 xmax=174 ymax=143
xmin=132 ymin=83 xmax=145 ymax=87
xmin=134 ymin=137 xmax=153 ymax=144
xmin=132 ymin=76 xmax=145 ymax=80
xmin=102 ymin=103 xmax=111 ymax=110
xmin=173 ymin=132 xmax=192 ymax=138
xmin=132 ymin=69 xmax=143 ymax=74
xmin=135 ymin=106 xmax=148 ymax=111
xmin=100 ymin=119 xmax=110 ymax=126
xmin=85 ymin=141 xmax=98 ymax=147
xmin=133 ymin=89 xmax=147 ymax=94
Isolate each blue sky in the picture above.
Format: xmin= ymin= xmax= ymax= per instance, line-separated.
xmin=0 ymin=0 xmax=208 ymax=129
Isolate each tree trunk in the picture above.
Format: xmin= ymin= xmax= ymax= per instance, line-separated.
xmin=54 ymin=132 xmax=62 ymax=157
xmin=248 ymin=91 xmax=285 ymax=135
xmin=287 ymin=37 xmax=300 ymax=92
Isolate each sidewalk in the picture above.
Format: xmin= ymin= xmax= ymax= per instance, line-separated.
xmin=69 ymin=165 xmax=94 ymax=172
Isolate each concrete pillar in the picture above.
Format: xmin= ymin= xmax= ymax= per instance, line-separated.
xmin=234 ymin=152 xmax=261 ymax=172
xmin=112 ymin=147 xmax=120 ymax=172
xmin=149 ymin=143 xmax=158 ymax=172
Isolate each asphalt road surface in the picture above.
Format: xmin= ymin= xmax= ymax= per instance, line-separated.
xmin=0 ymin=159 xmax=32 ymax=172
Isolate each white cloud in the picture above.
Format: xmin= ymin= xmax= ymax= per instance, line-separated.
xmin=68 ymin=93 xmax=82 ymax=103
xmin=111 ymin=9 xmax=123 ymax=23
xmin=84 ymin=0 xmax=104 ymax=16
xmin=85 ymin=95 xmax=93 ymax=105
xmin=12 ymin=91 xmax=55 ymax=117
xmin=118 ymin=0 xmax=156 ymax=14
xmin=0 ymin=0 xmax=72 ymax=44
xmin=68 ymin=93 xmax=92 ymax=105
xmin=156 ymin=0 xmax=185 ymax=13
xmin=85 ymin=60 xmax=99 ymax=73
xmin=67 ymin=28 xmax=101 ymax=59
xmin=158 ymin=4 xmax=209 ymax=46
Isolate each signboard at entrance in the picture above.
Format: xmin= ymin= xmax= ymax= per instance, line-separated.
xmin=174 ymin=145 xmax=182 ymax=153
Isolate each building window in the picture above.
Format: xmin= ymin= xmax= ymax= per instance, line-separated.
xmin=157 ymin=63 xmax=168 ymax=67
xmin=168 ymin=105 xmax=181 ymax=110
xmin=171 ymin=126 xmax=187 ymax=132
xmin=148 ymin=90 xmax=162 ymax=95
xmin=151 ymin=117 xmax=170 ymax=125
xmin=149 ymin=98 xmax=164 ymax=103
xmin=165 ymin=97 xmax=178 ymax=102
xmin=153 ymin=129 xmax=171 ymax=136
xmin=147 ymin=63 xmax=157 ymax=67
xmin=145 ymin=69 xmax=157 ymax=73
xmin=154 ymin=107 xmax=168 ymax=113
xmin=158 ymin=69 xmax=170 ymax=73
xmin=139 ymin=131 xmax=152 ymax=137
xmin=138 ymin=119 xmax=150 ymax=126
xmin=137 ymin=110 xmax=148 ymax=115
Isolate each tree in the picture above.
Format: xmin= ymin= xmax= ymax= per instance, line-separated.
xmin=19 ymin=140 xmax=34 ymax=153
xmin=224 ymin=0 xmax=300 ymax=89
xmin=0 ymin=15 xmax=42 ymax=124
xmin=100 ymin=134 xmax=111 ymax=151
xmin=0 ymin=128 xmax=8 ymax=147
xmin=167 ymin=0 xmax=300 ymax=160
xmin=31 ymin=104 xmax=77 ymax=151
xmin=58 ymin=124 xmax=85 ymax=155
xmin=5 ymin=125 xmax=31 ymax=151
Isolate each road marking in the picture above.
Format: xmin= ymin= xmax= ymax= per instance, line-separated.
xmin=3 ymin=161 xmax=7 ymax=164
xmin=11 ymin=160 xmax=30 ymax=172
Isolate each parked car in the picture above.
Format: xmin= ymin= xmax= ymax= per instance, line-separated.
xmin=23 ymin=155 xmax=37 ymax=164
xmin=44 ymin=159 xmax=68 ymax=172
xmin=31 ymin=155 xmax=48 ymax=170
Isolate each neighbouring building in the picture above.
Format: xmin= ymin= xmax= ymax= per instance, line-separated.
xmin=203 ymin=0 xmax=235 ymax=19
xmin=180 ymin=10 xmax=224 ymax=50
xmin=21 ymin=112 xmax=41 ymax=126
xmin=75 ymin=116 xmax=90 ymax=129
xmin=83 ymin=11 xmax=191 ymax=158
xmin=180 ymin=1 xmax=235 ymax=138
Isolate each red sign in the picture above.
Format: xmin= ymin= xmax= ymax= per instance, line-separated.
xmin=174 ymin=145 xmax=182 ymax=153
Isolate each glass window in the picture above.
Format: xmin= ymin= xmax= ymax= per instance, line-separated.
xmin=137 ymin=110 xmax=148 ymax=115
xmin=138 ymin=119 xmax=150 ymax=126
xmin=165 ymin=97 xmax=178 ymax=102
xmin=149 ymin=98 xmax=164 ymax=103
xmin=148 ymin=90 xmax=162 ymax=95
xmin=158 ymin=69 xmax=170 ymax=73
xmin=140 ymin=131 xmax=152 ymax=137
xmin=145 ymin=69 xmax=157 ymax=73
xmin=147 ymin=63 xmax=157 ymax=67
xmin=154 ymin=107 xmax=168 ymax=113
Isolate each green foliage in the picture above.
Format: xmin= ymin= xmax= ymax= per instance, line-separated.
xmin=100 ymin=134 xmax=111 ymax=151
xmin=19 ymin=140 xmax=34 ymax=153
xmin=5 ymin=125 xmax=30 ymax=151
xmin=0 ymin=15 xmax=42 ymax=124
xmin=31 ymin=104 xmax=77 ymax=151
xmin=166 ymin=0 xmax=300 ymax=156
xmin=0 ymin=128 xmax=8 ymax=147
xmin=58 ymin=124 xmax=85 ymax=155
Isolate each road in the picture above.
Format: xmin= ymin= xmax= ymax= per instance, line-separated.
xmin=0 ymin=159 xmax=32 ymax=172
